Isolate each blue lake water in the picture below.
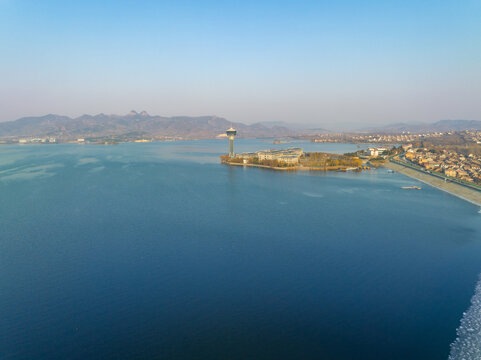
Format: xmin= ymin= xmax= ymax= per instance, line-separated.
xmin=1 ymin=139 xmax=480 ymax=359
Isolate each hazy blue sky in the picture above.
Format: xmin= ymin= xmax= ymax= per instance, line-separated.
xmin=0 ymin=0 xmax=480 ymax=129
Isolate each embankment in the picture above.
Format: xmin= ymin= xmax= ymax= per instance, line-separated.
xmin=385 ymin=162 xmax=481 ymax=206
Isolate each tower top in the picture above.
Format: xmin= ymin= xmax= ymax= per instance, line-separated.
xmin=226 ymin=127 xmax=237 ymax=136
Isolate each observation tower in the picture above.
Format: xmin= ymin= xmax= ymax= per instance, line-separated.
xmin=226 ymin=127 xmax=237 ymax=157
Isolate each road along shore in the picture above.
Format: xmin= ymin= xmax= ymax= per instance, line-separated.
xmin=385 ymin=162 xmax=481 ymax=207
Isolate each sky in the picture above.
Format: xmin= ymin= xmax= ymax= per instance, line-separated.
xmin=0 ymin=0 xmax=480 ymax=130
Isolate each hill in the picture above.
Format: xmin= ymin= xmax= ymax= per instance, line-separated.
xmin=0 ymin=111 xmax=294 ymax=140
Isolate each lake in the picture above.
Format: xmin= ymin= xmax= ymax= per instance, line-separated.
xmin=1 ymin=139 xmax=480 ymax=359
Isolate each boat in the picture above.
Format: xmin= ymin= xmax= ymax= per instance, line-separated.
xmin=401 ymin=186 xmax=421 ymax=190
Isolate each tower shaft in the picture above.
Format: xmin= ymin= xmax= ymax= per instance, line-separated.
xmin=226 ymin=127 xmax=237 ymax=158
xmin=229 ymin=136 xmax=235 ymax=157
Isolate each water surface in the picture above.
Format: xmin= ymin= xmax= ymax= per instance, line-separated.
xmin=1 ymin=140 xmax=480 ymax=359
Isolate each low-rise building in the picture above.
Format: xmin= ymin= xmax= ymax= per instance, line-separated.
xmin=237 ymin=148 xmax=304 ymax=165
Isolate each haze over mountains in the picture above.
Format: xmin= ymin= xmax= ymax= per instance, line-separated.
xmin=0 ymin=111 xmax=294 ymax=139
xmin=361 ymin=120 xmax=481 ymax=133
xmin=0 ymin=111 xmax=480 ymax=140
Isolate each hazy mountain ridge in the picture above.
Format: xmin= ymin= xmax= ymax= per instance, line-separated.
xmin=3 ymin=113 xmax=479 ymax=139
xmin=0 ymin=111 xmax=295 ymax=139
xmin=362 ymin=120 xmax=481 ymax=133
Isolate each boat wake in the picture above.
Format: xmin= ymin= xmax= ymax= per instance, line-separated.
xmin=448 ymin=274 xmax=481 ymax=360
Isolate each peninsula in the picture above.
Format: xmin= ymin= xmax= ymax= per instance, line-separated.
xmin=221 ymin=148 xmax=369 ymax=172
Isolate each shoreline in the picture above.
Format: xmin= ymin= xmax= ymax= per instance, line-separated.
xmin=225 ymin=162 xmax=294 ymax=171
xmin=385 ymin=162 xmax=481 ymax=207
xmin=224 ymin=162 xmax=363 ymax=172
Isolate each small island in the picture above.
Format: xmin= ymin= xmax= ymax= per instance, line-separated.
xmin=221 ymin=148 xmax=369 ymax=171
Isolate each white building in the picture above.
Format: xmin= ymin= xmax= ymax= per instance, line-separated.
xmin=368 ymin=147 xmax=389 ymax=157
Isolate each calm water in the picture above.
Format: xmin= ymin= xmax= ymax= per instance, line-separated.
xmin=1 ymin=140 xmax=481 ymax=359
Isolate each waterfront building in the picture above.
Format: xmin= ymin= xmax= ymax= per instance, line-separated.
xmin=368 ymin=147 xmax=389 ymax=157
xmin=237 ymin=148 xmax=304 ymax=165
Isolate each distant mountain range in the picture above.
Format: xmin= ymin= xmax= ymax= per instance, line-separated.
xmin=361 ymin=120 xmax=481 ymax=133
xmin=0 ymin=111 xmax=295 ymax=139
xmin=2 ymin=113 xmax=479 ymax=140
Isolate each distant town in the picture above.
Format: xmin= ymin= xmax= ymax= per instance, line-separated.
xmin=1 ymin=136 xmax=182 ymax=145
xmin=310 ymin=131 xmax=481 ymax=185
xmin=307 ymin=130 xmax=481 ymax=146
xmin=399 ymin=147 xmax=481 ymax=184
